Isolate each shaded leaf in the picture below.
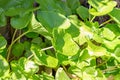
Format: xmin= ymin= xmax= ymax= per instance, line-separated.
xmin=11 ymin=13 xmax=32 ymax=29
xmin=76 ymin=6 xmax=89 ymax=20
xmin=12 ymin=43 xmax=24 ymax=57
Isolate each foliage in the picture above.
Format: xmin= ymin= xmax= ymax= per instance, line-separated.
xmin=0 ymin=0 xmax=120 ymax=80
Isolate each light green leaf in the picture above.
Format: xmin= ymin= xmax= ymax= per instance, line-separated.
xmin=0 ymin=35 xmax=7 ymax=53
xmin=39 ymin=72 xmax=54 ymax=80
xmin=24 ymin=60 xmax=39 ymax=74
xmin=11 ymin=13 xmax=32 ymax=29
xmin=55 ymin=67 xmax=70 ymax=80
xmin=115 ymin=73 xmax=120 ymax=80
xmin=0 ymin=55 xmax=9 ymax=78
xmin=103 ymin=37 xmax=120 ymax=50
xmin=102 ymin=27 xmax=116 ymax=41
xmin=87 ymin=40 xmax=106 ymax=56
xmin=76 ymin=6 xmax=89 ymax=20
xmin=53 ymin=29 xmax=80 ymax=56
xmin=31 ymin=44 xmax=58 ymax=68
xmin=88 ymin=0 xmax=117 ymax=16
xmin=114 ymin=46 xmax=120 ymax=57
xmin=68 ymin=66 xmax=82 ymax=78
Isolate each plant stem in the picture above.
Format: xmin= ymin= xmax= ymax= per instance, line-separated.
xmin=7 ymin=31 xmax=30 ymax=61
xmin=28 ymin=46 xmax=54 ymax=60
xmin=100 ymin=18 xmax=113 ymax=27
xmin=11 ymin=29 xmax=17 ymax=42
xmin=41 ymin=46 xmax=53 ymax=51
xmin=90 ymin=16 xmax=96 ymax=22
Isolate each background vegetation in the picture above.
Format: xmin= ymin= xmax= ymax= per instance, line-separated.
xmin=0 ymin=0 xmax=120 ymax=80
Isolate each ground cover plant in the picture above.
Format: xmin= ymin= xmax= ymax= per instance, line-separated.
xmin=0 ymin=0 xmax=120 ymax=80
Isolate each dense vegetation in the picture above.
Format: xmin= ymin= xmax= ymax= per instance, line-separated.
xmin=0 ymin=0 xmax=120 ymax=80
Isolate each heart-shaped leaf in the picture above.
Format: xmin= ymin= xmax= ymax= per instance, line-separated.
xmin=11 ymin=13 xmax=32 ymax=29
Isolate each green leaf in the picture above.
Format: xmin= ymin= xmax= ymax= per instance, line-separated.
xmin=4 ymin=0 xmax=34 ymax=16
xmin=12 ymin=43 xmax=24 ymax=57
xmin=23 ymin=41 xmax=31 ymax=51
xmin=35 ymin=0 xmax=63 ymax=13
xmin=0 ymin=12 xmax=6 ymax=27
xmin=66 ymin=0 xmax=80 ymax=13
xmin=53 ymin=28 xmax=80 ymax=56
xmin=79 ymin=49 xmax=90 ymax=61
xmin=109 ymin=8 xmax=120 ymax=26
xmin=68 ymin=66 xmax=82 ymax=78
xmin=115 ymin=73 xmax=120 ymax=80
xmin=0 ymin=55 xmax=9 ymax=78
xmin=88 ymin=0 xmax=117 ymax=16
xmin=0 ymin=35 xmax=7 ymax=53
xmin=102 ymin=27 xmax=116 ymax=41
xmin=29 ymin=13 xmax=51 ymax=39
xmin=25 ymin=32 xmax=39 ymax=38
xmin=10 ymin=13 xmax=32 ymax=29
xmin=56 ymin=0 xmax=72 ymax=15
xmin=87 ymin=40 xmax=107 ymax=56
xmin=114 ymin=46 xmax=120 ymax=57
xmin=37 ymin=11 xmax=69 ymax=33
xmin=11 ymin=57 xmax=39 ymax=79
xmin=55 ymin=67 xmax=70 ymax=80
xmin=39 ymin=72 xmax=54 ymax=80
xmin=24 ymin=60 xmax=39 ymax=74
xmin=76 ymin=6 xmax=89 ymax=20
xmin=103 ymin=37 xmax=120 ymax=50
xmin=31 ymin=44 xmax=58 ymax=68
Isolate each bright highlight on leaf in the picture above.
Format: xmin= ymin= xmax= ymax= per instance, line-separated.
xmin=88 ymin=0 xmax=117 ymax=16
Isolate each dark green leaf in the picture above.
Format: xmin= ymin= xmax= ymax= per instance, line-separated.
xmin=12 ymin=43 xmax=24 ymax=57
xmin=37 ymin=11 xmax=69 ymax=32
xmin=76 ymin=6 xmax=89 ymax=20
xmin=11 ymin=13 xmax=32 ymax=29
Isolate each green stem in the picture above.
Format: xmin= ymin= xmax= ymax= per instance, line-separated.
xmin=100 ymin=18 xmax=113 ymax=27
xmin=28 ymin=46 xmax=54 ymax=60
xmin=90 ymin=16 xmax=96 ymax=22
xmin=7 ymin=31 xmax=30 ymax=61
xmin=11 ymin=29 xmax=17 ymax=42
xmin=89 ymin=5 xmax=91 ymax=21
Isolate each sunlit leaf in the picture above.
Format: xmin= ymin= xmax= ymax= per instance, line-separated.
xmin=0 ymin=55 xmax=9 ymax=78
xmin=88 ymin=0 xmax=117 ymax=16
xmin=0 ymin=35 xmax=7 ymax=53
xmin=55 ymin=67 xmax=70 ymax=80
xmin=31 ymin=44 xmax=58 ymax=68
